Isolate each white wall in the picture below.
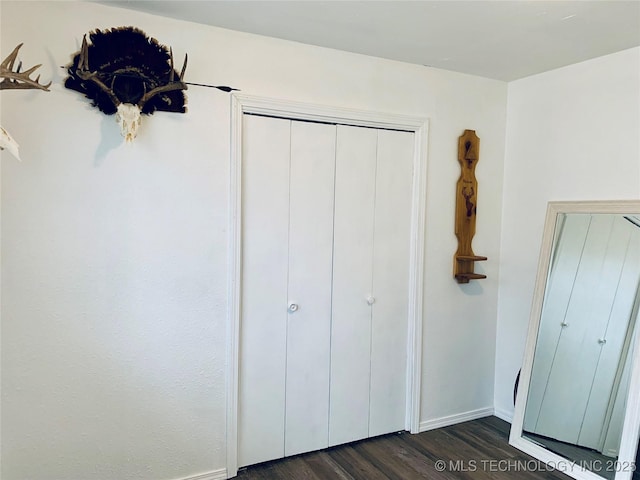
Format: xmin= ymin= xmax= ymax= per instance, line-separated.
xmin=494 ymin=47 xmax=640 ymax=421
xmin=0 ymin=2 xmax=507 ymax=479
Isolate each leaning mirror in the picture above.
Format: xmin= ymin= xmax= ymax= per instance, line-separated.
xmin=510 ymin=201 xmax=640 ymax=480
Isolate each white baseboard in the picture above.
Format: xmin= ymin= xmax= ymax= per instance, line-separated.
xmin=493 ymin=407 xmax=514 ymax=424
xmin=419 ymin=407 xmax=494 ymax=432
xmin=176 ymin=469 xmax=227 ymax=480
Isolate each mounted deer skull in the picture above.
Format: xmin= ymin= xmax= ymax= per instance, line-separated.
xmin=65 ymin=27 xmax=187 ymax=142
xmin=0 ymin=43 xmax=51 ymax=161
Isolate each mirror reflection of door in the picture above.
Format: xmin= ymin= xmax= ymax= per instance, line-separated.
xmin=524 ymin=214 xmax=640 ymax=457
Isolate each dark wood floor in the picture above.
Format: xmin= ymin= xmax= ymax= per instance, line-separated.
xmin=525 ymin=432 xmax=616 ymax=480
xmin=236 ymin=416 xmax=573 ymax=479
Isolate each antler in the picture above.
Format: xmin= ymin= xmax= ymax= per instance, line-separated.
xmin=138 ymin=47 xmax=188 ymax=109
xmin=0 ymin=43 xmax=51 ymax=91
xmin=75 ymin=35 xmax=121 ymax=106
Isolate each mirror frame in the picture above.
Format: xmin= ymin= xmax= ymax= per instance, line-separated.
xmin=510 ymin=200 xmax=640 ymax=480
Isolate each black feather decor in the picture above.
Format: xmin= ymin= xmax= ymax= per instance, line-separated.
xmin=65 ymin=26 xmax=187 ymax=116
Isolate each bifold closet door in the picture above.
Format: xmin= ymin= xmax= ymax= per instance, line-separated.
xmin=526 ymin=214 xmax=640 ymax=450
xmin=285 ymin=120 xmax=336 ymax=457
xmin=238 ymin=115 xmax=336 ymax=467
xmin=240 ymin=114 xmax=414 ymax=466
xmin=369 ymin=129 xmax=413 ymax=437
xmin=329 ymin=126 xmax=413 ymax=446
xmin=239 ymin=115 xmax=289 ymax=468
xmin=329 ymin=126 xmax=377 ymax=446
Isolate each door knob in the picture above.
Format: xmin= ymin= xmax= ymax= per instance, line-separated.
xmin=288 ymin=303 xmax=299 ymax=313
xmin=598 ymin=338 xmax=607 ymax=345
xmin=561 ymin=322 xmax=569 ymax=327
xmin=366 ymin=296 xmax=375 ymax=305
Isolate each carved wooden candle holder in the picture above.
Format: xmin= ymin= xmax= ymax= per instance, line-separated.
xmin=453 ymin=129 xmax=487 ymax=283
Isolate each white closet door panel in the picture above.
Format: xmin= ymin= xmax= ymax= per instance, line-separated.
xmin=285 ymin=121 xmax=336 ymax=456
xmin=524 ymin=214 xmax=590 ymax=432
xmin=329 ymin=125 xmax=377 ymax=446
xmin=536 ymin=215 xmax=618 ymax=444
xmin=239 ymin=115 xmax=291 ymax=467
xmin=602 ymin=303 xmax=639 ymax=457
xmin=579 ymin=220 xmax=640 ymax=449
xmin=369 ymin=129 xmax=413 ymax=437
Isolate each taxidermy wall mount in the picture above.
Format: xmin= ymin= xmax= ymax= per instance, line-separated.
xmin=0 ymin=43 xmax=51 ymax=160
xmin=65 ymin=27 xmax=188 ymax=142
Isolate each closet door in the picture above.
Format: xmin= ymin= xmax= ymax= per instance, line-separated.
xmin=239 ymin=115 xmax=336 ymax=467
xmin=578 ymin=217 xmax=640 ymax=450
xmin=329 ymin=126 xmax=413 ymax=446
xmin=285 ymin=121 xmax=336 ymax=456
xmin=525 ymin=214 xmax=640 ymax=450
xmin=240 ymin=116 xmax=414 ymax=464
xmin=329 ymin=126 xmax=378 ymax=446
xmin=369 ymin=129 xmax=413 ymax=436
xmin=239 ymin=115 xmax=291 ymax=467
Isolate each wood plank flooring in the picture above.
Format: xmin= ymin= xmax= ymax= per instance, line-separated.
xmin=236 ymin=416 xmax=573 ymax=479
xmin=525 ymin=432 xmax=616 ymax=480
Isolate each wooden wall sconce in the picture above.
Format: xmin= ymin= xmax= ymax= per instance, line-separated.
xmin=454 ymin=129 xmax=487 ymax=283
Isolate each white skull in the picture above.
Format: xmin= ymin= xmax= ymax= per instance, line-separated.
xmin=0 ymin=125 xmax=21 ymax=161
xmin=115 ymin=103 xmax=142 ymax=143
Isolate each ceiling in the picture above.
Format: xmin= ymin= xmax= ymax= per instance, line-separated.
xmin=98 ymin=1 xmax=640 ymax=81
